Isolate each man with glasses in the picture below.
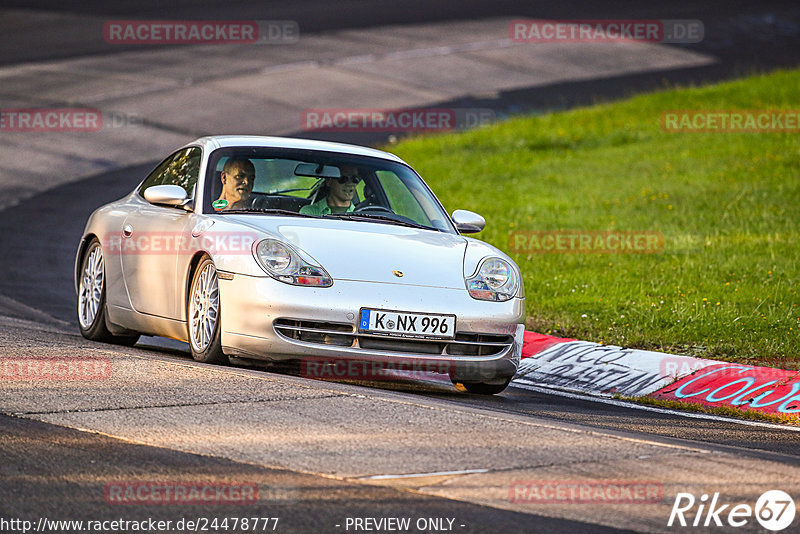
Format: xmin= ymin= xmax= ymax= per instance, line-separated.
xmin=299 ymin=164 xmax=360 ymax=215
xmin=214 ymin=158 xmax=255 ymax=210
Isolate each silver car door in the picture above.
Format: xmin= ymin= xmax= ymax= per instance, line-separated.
xmin=120 ymin=147 xmax=201 ymax=319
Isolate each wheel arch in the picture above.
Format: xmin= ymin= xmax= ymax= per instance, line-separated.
xmin=74 ymin=233 xmax=100 ymax=294
xmin=184 ymin=250 xmax=212 ymax=313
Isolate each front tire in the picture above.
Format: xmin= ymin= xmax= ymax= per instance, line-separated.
xmin=77 ymin=238 xmax=139 ymax=346
xmin=188 ymin=257 xmax=227 ymax=364
xmin=455 ymin=377 xmax=513 ymax=395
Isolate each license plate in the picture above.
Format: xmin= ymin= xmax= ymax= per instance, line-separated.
xmin=358 ymin=308 xmax=456 ymax=340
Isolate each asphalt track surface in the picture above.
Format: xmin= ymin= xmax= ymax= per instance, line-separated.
xmin=3 ymin=415 xmax=613 ymax=534
xmin=3 ymin=0 xmax=800 ymax=72
xmin=2 ymin=2 xmax=800 ymax=533
xmin=3 ymin=0 xmax=800 ymax=123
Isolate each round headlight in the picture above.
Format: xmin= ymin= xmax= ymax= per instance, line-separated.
xmin=256 ymin=240 xmax=292 ymax=272
xmin=466 ymin=257 xmax=519 ymax=302
xmin=482 ymin=258 xmax=511 ymax=289
xmin=253 ymin=239 xmax=333 ymax=287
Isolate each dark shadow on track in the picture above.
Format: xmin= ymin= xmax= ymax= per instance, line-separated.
xmin=0 ymin=414 xmax=631 ymax=534
xmin=0 ymin=163 xmax=155 ymax=324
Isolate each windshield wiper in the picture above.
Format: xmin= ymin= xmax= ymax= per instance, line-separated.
xmin=217 ymin=209 xmax=437 ymax=230
xmin=327 ymin=212 xmax=436 ymax=231
xmin=216 ymin=208 xmax=321 ymax=218
xmin=267 ymin=188 xmax=311 ymax=195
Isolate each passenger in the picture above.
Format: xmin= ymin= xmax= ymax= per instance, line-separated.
xmin=299 ymin=164 xmax=360 ymax=215
xmin=215 ymin=158 xmax=255 ymax=210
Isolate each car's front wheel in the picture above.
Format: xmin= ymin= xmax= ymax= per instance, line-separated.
xmin=187 ymin=256 xmax=227 ymax=364
xmin=77 ymin=238 xmax=139 ymax=346
xmin=455 ymin=377 xmax=513 ymax=395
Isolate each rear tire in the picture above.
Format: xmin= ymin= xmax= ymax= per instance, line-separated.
xmin=77 ymin=238 xmax=140 ymax=346
xmin=187 ymin=257 xmax=227 ymax=364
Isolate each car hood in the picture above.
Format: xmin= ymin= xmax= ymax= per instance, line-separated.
xmin=221 ymin=216 xmax=469 ymax=288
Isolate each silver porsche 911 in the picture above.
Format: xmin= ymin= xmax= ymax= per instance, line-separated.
xmin=75 ymin=136 xmax=524 ymax=394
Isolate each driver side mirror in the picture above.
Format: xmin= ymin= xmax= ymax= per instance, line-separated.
xmin=452 ymin=209 xmax=486 ymax=234
xmin=143 ymin=185 xmax=192 ymax=211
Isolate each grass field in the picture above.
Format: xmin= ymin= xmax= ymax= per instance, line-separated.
xmin=388 ymin=68 xmax=800 ymax=366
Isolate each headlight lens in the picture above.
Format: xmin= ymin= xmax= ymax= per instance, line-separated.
xmin=258 ymin=240 xmax=293 ymax=272
xmin=466 ymin=257 xmax=518 ymax=301
xmin=254 ymin=239 xmax=332 ymax=287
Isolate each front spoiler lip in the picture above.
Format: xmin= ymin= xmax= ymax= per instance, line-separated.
xmin=222 ymin=329 xmax=520 ymax=382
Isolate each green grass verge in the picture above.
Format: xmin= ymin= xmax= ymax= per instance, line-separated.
xmin=387 ymin=68 xmax=800 ymax=365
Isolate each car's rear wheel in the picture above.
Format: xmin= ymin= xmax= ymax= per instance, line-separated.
xmin=455 ymin=377 xmax=513 ymax=395
xmin=77 ymin=238 xmax=139 ymax=346
xmin=188 ymin=256 xmax=227 ymax=364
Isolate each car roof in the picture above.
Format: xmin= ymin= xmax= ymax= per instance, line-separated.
xmin=184 ymin=135 xmax=406 ymax=164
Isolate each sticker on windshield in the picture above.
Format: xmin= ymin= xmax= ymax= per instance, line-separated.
xmin=212 ymin=199 xmax=228 ymax=210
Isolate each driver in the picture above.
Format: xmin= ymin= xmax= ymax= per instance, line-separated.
xmin=299 ymin=164 xmax=360 ymax=216
xmin=215 ymin=158 xmax=255 ymax=210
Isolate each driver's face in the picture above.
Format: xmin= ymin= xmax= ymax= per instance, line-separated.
xmin=327 ymin=177 xmax=356 ymax=206
xmin=221 ymin=163 xmax=254 ymax=205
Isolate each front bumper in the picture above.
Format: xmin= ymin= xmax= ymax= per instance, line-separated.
xmin=218 ymin=273 xmax=525 ymax=382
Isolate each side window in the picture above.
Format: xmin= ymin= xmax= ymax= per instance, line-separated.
xmin=138 ymin=147 xmax=202 ymax=198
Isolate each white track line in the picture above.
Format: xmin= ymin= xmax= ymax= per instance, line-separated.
xmin=359 ymin=469 xmax=490 ymax=480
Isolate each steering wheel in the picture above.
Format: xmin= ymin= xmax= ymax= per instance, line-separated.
xmin=354 ymin=204 xmax=394 ymax=214
xmin=353 ymin=204 xmax=423 ymax=227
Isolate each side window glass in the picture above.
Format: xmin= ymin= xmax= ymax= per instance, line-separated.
xmin=138 ymin=147 xmax=202 ymax=198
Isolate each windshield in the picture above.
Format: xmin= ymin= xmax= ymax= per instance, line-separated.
xmin=204 ymin=147 xmax=455 ymax=233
